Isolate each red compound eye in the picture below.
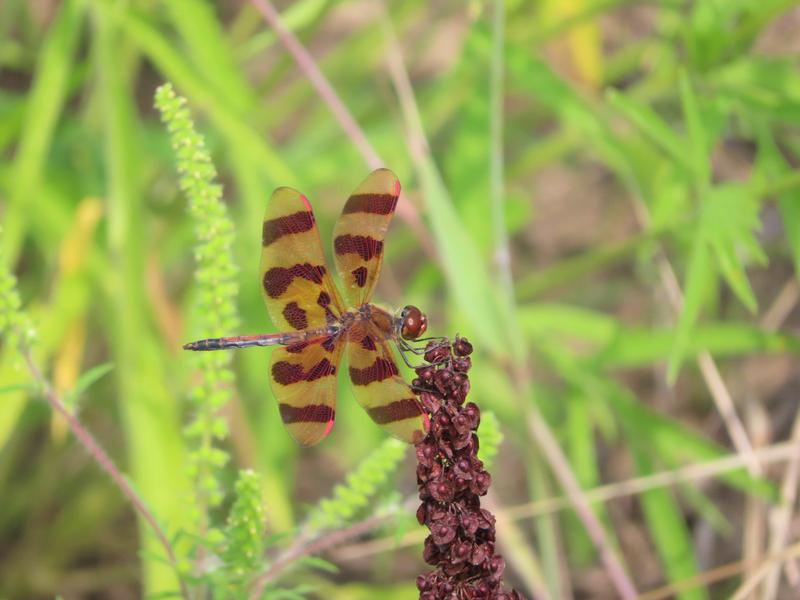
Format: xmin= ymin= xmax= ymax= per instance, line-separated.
xmin=401 ymin=305 xmax=428 ymax=340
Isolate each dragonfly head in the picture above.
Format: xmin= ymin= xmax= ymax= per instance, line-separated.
xmin=399 ymin=305 xmax=428 ymax=340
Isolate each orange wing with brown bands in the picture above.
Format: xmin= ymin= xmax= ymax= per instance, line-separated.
xmin=332 ymin=169 xmax=400 ymax=307
xmin=260 ymin=187 xmax=345 ymax=331
xmin=269 ymin=335 xmax=344 ymax=446
xmin=346 ymin=322 xmax=429 ymax=444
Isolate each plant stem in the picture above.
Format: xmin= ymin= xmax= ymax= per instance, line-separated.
xmin=22 ymin=350 xmax=188 ymax=599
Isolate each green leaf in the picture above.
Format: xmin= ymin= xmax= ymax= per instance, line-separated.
xmin=298 ymin=556 xmax=340 ymax=574
xmin=119 ymin=8 xmax=295 ymax=186
xmin=701 ymin=184 xmax=764 ymax=313
xmin=516 ymin=227 xmax=672 ymax=300
xmin=609 ymin=386 xmax=775 ymax=501
xmin=756 ymin=123 xmax=800 ymax=277
xmin=0 ymin=383 xmax=35 ymax=395
xmin=164 ymin=0 xmax=256 ymax=115
xmin=63 ymin=362 xmax=114 ymax=407
xmin=94 ymin=5 xmax=191 ymax=593
xmin=476 ymin=410 xmax=503 ymax=470
xmin=306 ymin=437 xmax=406 ymax=532
xmin=606 ymin=88 xmax=690 ymax=174
xmin=678 ymin=69 xmax=709 ymax=187
xmin=519 ymin=303 xmax=800 ymax=368
xmin=670 ymin=234 xmax=712 ymax=383
xmin=417 ymin=159 xmax=509 ymax=357
xmin=3 ymin=0 xmax=86 ymax=263
xmin=440 ymin=26 xmax=493 ymax=252
xmin=629 ymin=442 xmax=707 ymax=600
xmin=686 ymin=0 xmax=728 ymax=70
xmin=711 ymin=57 xmax=800 ymax=123
xmin=564 ymin=395 xmax=608 ymax=565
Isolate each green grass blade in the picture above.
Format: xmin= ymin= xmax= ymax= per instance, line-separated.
xmin=93 ymin=3 xmax=190 ymax=593
xmin=118 ymin=7 xmax=295 ymax=186
xmin=629 ymin=443 xmax=707 ymax=600
xmin=667 ymin=233 xmax=713 ymax=383
xmin=416 ymin=158 xmax=509 ymax=358
xmin=519 ymin=303 xmax=800 ymax=367
xmin=164 ymin=0 xmax=256 ymax=114
xmin=3 ymin=0 xmax=86 ymax=264
xmin=678 ymin=69 xmax=709 ymax=188
xmin=606 ymin=88 xmax=690 ymax=174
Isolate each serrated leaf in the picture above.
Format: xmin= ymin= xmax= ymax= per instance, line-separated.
xmin=701 ymin=185 xmax=764 ymax=313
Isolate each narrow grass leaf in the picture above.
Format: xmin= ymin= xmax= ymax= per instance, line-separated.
xmin=610 ymin=387 xmax=775 ymax=501
xmin=118 ymin=8 xmax=295 ymax=185
xmin=678 ymin=69 xmax=709 ymax=187
xmin=0 ymin=383 xmax=34 ymax=395
xmin=165 ymin=0 xmax=256 ymax=114
xmin=564 ymin=395 xmax=606 ymax=565
xmin=417 ymin=159 xmax=508 ymax=357
xmin=519 ymin=303 xmax=800 ymax=367
xmin=63 ymin=362 xmax=114 ymax=406
xmin=606 ymin=88 xmax=690 ymax=174
xmin=4 ymin=0 xmax=86 ymax=263
xmin=756 ymin=124 xmax=800 ymax=277
xmin=668 ymin=233 xmax=714 ymax=383
xmin=630 ymin=443 xmax=707 ymax=600
xmin=515 ymin=227 xmax=671 ymax=299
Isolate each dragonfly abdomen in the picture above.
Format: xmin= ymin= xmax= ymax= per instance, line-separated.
xmin=183 ymin=326 xmax=335 ymax=351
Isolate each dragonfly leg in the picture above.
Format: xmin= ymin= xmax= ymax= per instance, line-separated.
xmin=396 ymin=338 xmax=451 ymax=368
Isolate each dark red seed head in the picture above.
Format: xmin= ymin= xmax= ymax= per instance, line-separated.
xmin=412 ymin=336 xmax=518 ymax=598
xmin=453 ymin=356 xmax=471 ymax=372
xmin=453 ymin=337 xmax=473 ymax=356
xmin=424 ymin=344 xmax=450 ymax=364
xmin=416 ymin=365 xmax=435 ymax=381
xmin=416 ymin=574 xmax=431 ymax=591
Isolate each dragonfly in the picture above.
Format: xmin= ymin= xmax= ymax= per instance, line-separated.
xmin=184 ymin=169 xmax=433 ymax=446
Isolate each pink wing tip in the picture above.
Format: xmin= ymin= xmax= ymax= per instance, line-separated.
xmin=394 ymin=179 xmax=401 ymax=196
xmin=299 ymin=194 xmax=312 ymax=212
xmin=324 ymin=418 xmax=335 ymax=437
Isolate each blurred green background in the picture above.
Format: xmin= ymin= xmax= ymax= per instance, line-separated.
xmin=3 ymin=0 xmax=800 ymax=598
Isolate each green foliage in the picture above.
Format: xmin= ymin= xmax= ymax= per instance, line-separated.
xmin=0 ymin=229 xmax=34 ymax=350
xmin=307 ymin=438 xmax=407 ymax=532
xmin=155 ymin=83 xmax=239 ymax=539
xmin=220 ymin=469 xmax=266 ymax=594
xmin=477 ymin=410 xmax=503 ymax=471
xmin=4 ymin=1 xmax=800 ymax=598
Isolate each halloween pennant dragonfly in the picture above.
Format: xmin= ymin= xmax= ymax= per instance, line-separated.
xmin=184 ymin=169 xmax=431 ymax=446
